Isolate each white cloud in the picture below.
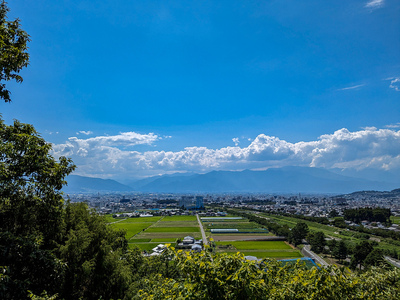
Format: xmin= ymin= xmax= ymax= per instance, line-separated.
xmin=365 ymin=0 xmax=384 ymax=9
xmin=51 ymin=127 xmax=400 ymax=178
xmin=232 ymin=137 xmax=240 ymax=146
xmin=386 ymin=123 xmax=400 ymax=129
xmin=337 ymin=84 xmax=365 ymax=91
xmin=389 ymin=78 xmax=400 ymax=92
xmin=77 ymin=130 xmax=93 ymax=135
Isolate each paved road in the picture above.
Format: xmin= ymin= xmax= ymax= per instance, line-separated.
xmin=302 ymin=245 xmax=329 ymax=267
xmin=385 ymin=256 xmax=400 ymax=268
xmin=196 ymin=214 xmax=208 ymax=246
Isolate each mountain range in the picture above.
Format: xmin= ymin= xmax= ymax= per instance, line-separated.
xmin=63 ymin=167 xmax=399 ymax=194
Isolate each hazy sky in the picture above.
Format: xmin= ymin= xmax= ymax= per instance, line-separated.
xmin=1 ymin=0 xmax=399 ymax=179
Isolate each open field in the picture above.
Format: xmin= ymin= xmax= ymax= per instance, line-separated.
xmin=111 ymin=222 xmax=154 ymax=239
xmin=205 ymin=216 xmax=272 ymax=241
xmin=111 ymin=214 xmax=303 ymax=260
xmin=216 ymin=241 xmax=292 ymax=250
xmin=123 ymin=215 xmax=202 ymax=243
xmin=220 ymin=250 xmax=302 ymax=259
xmin=162 ymin=215 xmax=197 ymax=221
xmin=211 ymin=234 xmax=276 ymax=241
xmin=137 ymin=232 xmax=202 ymax=239
xmin=104 ymin=215 xmax=116 ymax=223
xmin=214 ymin=240 xmax=301 ymax=259
xmin=121 ymin=216 xmax=162 ymax=223
xmin=146 ymin=226 xmax=200 ymax=233
xmin=391 ymin=216 xmax=400 ymax=225
xmin=129 ymin=243 xmax=158 ymax=251
xmin=152 ymin=221 xmax=198 ymax=227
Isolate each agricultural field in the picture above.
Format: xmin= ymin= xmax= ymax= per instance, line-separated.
xmin=214 ymin=240 xmax=302 ymax=259
xmin=203 ymin=216 xmax=273 ymax=239
xmin=391 ymin=216 xmax=400 ymax=225
xmin=109 ymin=216 xmax=162 ymax=239
xmin=200 ymin=216 xmax=301 ymax=260
xmin=124 ymin=215 xmax=202 ymax=250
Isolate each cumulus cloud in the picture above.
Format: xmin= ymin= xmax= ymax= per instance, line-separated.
xmin=365 ymin=0 xmax=384 ymax=9
xmin=232 ymin=137 xmax=240 ymax=146
xmin=77 ymin=130 xmax=93 ymax=135
xmin=51 ymin=127 xmax=400 ymax=178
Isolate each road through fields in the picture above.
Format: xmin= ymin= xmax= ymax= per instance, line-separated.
xmin=197 ymin=214 xmax=208 ymax=246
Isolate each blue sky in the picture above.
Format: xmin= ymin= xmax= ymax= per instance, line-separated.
xmin=1 ymin=0 xmax=399 ymax=179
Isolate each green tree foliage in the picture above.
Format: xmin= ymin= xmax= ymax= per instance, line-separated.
xmin=344 ymin=207 xmax=391 ymax=224
xmin=58 ymin=202 xmax=132 ymax=300
xmin=288 ymin=222 xmax=309 ymax=246
xmin=0 ymin=119 xmax=75 ymax=246
xmin=328 ymin=209 xmax=339 ymax=218
xmin=364 ymin=248 xmax=385 ymax=267
xmin=0 ymin=118 xmax=74 ymax=298
xmin=0 ymin=233 xmax=64 ymax=299
xmin=307 ymin=231 xmax=326 ymax=254
xmin=0 ymin=119 xmax=135 ymax=299
xmin=350 ymin=241 xmax=375 ymax=270
xmin=0 ymin=1 xmax=30 ymax=102
xmin=332 ymin=240 xmax=348 ymax=262
xmin=133 ymin=248 xmax=400 ymax=299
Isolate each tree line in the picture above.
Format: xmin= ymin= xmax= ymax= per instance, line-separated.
xmin=343 ymin=207 xmax=391 ymax=224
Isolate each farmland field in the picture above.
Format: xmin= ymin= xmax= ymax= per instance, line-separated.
xmin=214 ymin=240 xmax=301 ymax=259
xmin=109 ymin=213 xmax=303 ymax=261
xmin=391 ymin=216 xmax=400 ymax=225
xmin=124 ymin=215 xmax=202 ymax=246
xmin=162 ymin=215 xmax=197 ymax=221
xmin=111 ymin=222 xmax=155 ymax=239
xmin=146 ymin=226 xmax=200 ymax=233
xmin=206 ymin=216 xmax=273 ymax=241
xmin=216 ymin=241 xmax=292 ymax=250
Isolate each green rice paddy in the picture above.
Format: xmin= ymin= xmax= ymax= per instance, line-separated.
xmin=216 ymin=241 xmax=292 ymax=250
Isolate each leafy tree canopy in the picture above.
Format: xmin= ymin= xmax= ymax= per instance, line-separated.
xmin=0 ymin=1 xmax=30 ymax=102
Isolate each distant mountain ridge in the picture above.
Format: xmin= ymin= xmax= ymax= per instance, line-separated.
xmin=63 ymin=167 xmax=399 ymax=194
xmin=130 ymin=167 xmax=397 ymax=194
xmin=335 ymin=188 xmax=400 ymax=199
xmin=63 ymin=175 xmax=133 ymax=193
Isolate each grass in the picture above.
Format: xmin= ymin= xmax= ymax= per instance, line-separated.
xmin=103 ymin=215 xmax=116 ymax=223
xmin=216 ymin=241 xmax=292 ymax=250
xmin=146 ymin=227 xmax=200 ymax=233
xmin=162 ymin=216 xmax=197 ymax=221
xmin=140 ymin=232 xmax=202 ymax=239
xmin=205 ymin=222 xmax=264 ymax=229
xmin=221 ymin=251 xmax=302 ymax=259
xmin=154 ymin=221 xmax=198 ymax=227
xmin=391 ymin=216 xmax=400 ymax=225
xmin=121 ymin=216 xmax=162 ymax=223
xmin=151 ymin=238 xmax=177 ymax=242
xmin=130 ymin=238 xmax=152 ymax=243
xmin=129 ymin=243 xmax=159 ymax=251
xmin=111 ymin=222 xmax=152 ymax=239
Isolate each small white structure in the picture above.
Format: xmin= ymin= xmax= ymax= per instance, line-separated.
xmin=140 ymin=213 xmax=153 ymax=217
xmin=183 ymin=236 xmax=195 ymax=244
xmin=191 ymin=244 xmax=202 ymax=253
xmin=152 ymin=244 xmax=166 ymax=254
